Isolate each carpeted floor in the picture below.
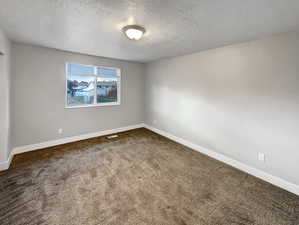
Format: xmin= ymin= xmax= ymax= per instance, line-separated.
xmin=0 ymin=128 xmax=298 ymax=225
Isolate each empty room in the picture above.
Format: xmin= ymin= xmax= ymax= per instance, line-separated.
xmin=1 ymin=1 xmax=299 ymax=224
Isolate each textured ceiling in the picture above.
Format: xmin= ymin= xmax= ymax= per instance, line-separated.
xmin=1 ymin=0 xmax=299 ymax=62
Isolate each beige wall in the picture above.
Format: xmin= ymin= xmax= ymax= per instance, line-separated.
xmin=0 ymin=29 xmax=11 ymax=162
xmin=145 ymin=31 xmax=299 ymax=185
xmin=11 ymin=43 xmax=145 ymax=147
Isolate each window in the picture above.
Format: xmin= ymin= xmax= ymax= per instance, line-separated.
xmin=66 ymin=63 xmax=121 ymax=108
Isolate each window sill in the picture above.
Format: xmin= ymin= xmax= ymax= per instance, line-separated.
xmin=65 ymin=102 xmax=120 ymax=109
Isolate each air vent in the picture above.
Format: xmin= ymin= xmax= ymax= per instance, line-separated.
xmin=106 ymin=134 xmax=119 ymax=139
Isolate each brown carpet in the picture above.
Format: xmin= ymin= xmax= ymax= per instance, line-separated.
xmin=0 ymin=128 xmax=298 ymax=225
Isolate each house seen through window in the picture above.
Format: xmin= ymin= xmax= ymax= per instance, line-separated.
xmin=66 ymin=63 xmax=120 ymax=108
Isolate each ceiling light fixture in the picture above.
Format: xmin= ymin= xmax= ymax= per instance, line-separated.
xmin=122 ymin=25 xmax=146 ymax=40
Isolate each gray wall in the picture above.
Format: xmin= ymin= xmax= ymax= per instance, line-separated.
xmin=145 ymin=31 xmax=299 ymax=185
xmin=0 ymin=29 xmax=11 ymax=162
xmin=11 ymin=43 xmax=145 ymax=147
xmin=6 ymin=31 xmax=299 ymax=187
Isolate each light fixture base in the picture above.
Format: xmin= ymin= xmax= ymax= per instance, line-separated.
xmin=122 ymin=25 xmax=146 ymax=40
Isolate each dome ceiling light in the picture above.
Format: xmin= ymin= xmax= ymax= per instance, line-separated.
xmin=122 ymin=25 xmax=146 ymax=40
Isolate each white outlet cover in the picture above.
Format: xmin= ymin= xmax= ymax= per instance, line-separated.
xmin=58 ymin=128 xmax=63 ymax=134
xmin=258 ymin=153 xmax=265 ymax=162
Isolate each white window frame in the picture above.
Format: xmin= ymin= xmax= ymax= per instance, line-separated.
xmin=65 ymin=62 xmax=121 ymax=108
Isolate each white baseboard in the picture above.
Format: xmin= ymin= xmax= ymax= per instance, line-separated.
xmin=0 ymin=123 xmax=144 ymax=171
xmin=144 ymin=124 xmax=299 ymax=196
xmin=0 ymin=153 xmax=13 ymax=171
xmin=2 ymin=122 xmax=298 ymax=196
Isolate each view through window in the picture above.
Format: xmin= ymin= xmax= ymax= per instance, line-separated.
xmin=66 ymin=63 xmax=120 ymax=107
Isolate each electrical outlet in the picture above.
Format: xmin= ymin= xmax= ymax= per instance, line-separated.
xmin=153 ymin=119 xmax=157 ymax=125
xmin=58 ymin=128 xmax=63 ymax=134
xmin=258 ymin=152 xmax=265 ymax=162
